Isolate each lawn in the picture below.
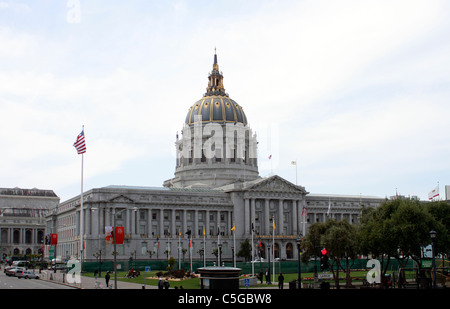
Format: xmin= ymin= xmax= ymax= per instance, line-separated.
xmin=83 ymin=270 xmax=374 ymax=289
xmin=83 ymin=270 xmax=201 ymax=289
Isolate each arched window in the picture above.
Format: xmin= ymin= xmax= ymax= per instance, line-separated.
xmin=286 ymin=243 xmax=293 ymax=259
xmin=13 ymin=230 xmax=20 ymax=244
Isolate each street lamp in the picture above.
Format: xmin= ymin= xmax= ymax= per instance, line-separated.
xmin=113 ymin=207 xmax=137 ymax=289
xmin=218 ymin=243 xmax=222 ymax=266
xmin=92 ymin=206 xmax=138 ymax=289
xmin=429 ymin=230 xmax=437 ymax=289
xmin=296 ymin=236 xmax=302 ymax=289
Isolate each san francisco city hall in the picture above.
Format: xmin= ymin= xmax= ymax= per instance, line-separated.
xmin=45 ymin=53 xmax=385 ymax=264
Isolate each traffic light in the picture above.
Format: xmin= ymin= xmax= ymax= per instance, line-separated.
xmin=320 ymin=248 xmax=329 ymax=271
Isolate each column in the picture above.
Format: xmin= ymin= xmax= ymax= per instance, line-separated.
xmin=278 ymin=200 xmax=283 ymax=236
xmin=206 ymin=210 xmax=210 ymax=236
xmin=228 ymin=211 xmax=232 ymax=235
xmin=244 ymin=199 xmax=250 ymax=235
xmin=105 ymin=207 xmax=111 ymax=228
xmin=159 ymin=209 xmax=164 ymax=236
xmin=264 ymin=199 xmax=270 ymax=235
xmin=171 ymin=209 xmax=176 ymax=237
xmin=194 ymin=210 xmax=199 ymax=237
xmin=292 ymin=200 xmax=298 ymax=236
xmin=251 ymin=199 xmax=256 ymax=231
xmin=86 ymin=208 xmax=91 ymax=235
xmin=93 ymin=206 xmax=99 ymax=236
xmin=216 ymin=211 xmax=221 ymax=235
xmin=99 ymin=207 xmax=104 ymax=236
xmin=183 ymin=209 xmax=187 ymax=234
xmin=76 ymin=211 xmax=80 ymax=236
xmin=147 ymin=209 xmax=152 ymax=236
xmin=127 ymin=208 xmax=132 ymax=234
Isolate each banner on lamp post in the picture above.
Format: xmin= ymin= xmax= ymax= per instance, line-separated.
xmin=115 ymin=227 xmax=125 ymax=245
xmin=105 ymin=226 xmax=113 ymax=244
xmin=105 ymin=226 xmax=124 ymax=245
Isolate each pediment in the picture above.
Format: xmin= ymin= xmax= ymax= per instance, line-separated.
xmin=109 ymin=194 xmax=135 ymax=204
xmin=245 ymin=175 xmax=307 ymax=194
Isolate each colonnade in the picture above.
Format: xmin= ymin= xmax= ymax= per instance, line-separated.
xmin=243 ymin=198 xmax=307 ymax=236
xmin=76 ymin=205 xmax=234 ymax=240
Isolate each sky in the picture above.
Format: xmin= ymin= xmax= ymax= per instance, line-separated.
xmin=1 ymin=0 xmax=449 ymax=202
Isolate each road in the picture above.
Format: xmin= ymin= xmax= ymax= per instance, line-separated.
xmin=0 ymin=270 xmax=76 ymax=289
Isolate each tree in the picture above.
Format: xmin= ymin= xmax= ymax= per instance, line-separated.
xmin=321 ymin=219 xmax=358 ymax=288
xmin=426 ymin=200 xmax=450 ymax=256
xmin=357 ymin=200 xmax=398 ymax=278
xmin=237 ymin=239 xmax=252 ymax=262
xmin=301 ymin=219 xmax=358 ymax=289
xmin=389 ymin=199 xmax=436 ymax=266
xmin=301 ymin=221 xmax=326 ymax=263
xmin=358 ymin=198 xmax=445 ymax=281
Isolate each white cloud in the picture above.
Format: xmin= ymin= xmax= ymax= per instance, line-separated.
xmin=1 ymin=0 xmax=449 ymax=201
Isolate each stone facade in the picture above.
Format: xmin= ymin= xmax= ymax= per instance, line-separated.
xmin=0 ymin=188 xmax=59 ymax=259
xmin=45 ymin=53 xmax=386 ymax=263
xmin=48 ymin=178 xmax=384 ymax=263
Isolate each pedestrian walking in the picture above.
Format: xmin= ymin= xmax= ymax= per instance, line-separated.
xmin=278 ymin=273 xmax=284 ymax=289
xmin=158 ymin=278 xmax=164 ymax=289
xmin=164 ymin=278 xmax=170 ymax=289
xmin=105 ymin=271 xmax=110 ymax=288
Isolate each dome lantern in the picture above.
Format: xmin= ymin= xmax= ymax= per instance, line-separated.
xmin=185 ymin=50 xmax=247 ymax=126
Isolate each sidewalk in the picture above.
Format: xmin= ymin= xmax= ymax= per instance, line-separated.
xmin=40 ymin=270 xmax=157 ymax=289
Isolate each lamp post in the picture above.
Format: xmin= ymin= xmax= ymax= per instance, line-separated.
xmin=218 ymin=243 xmax=222 ymax=266
xmin=429 ymin=230 xmax=437 ymax=289
xmin=110 ymin=207 xmax=137 ymax=289
xmin=296 ymin=236 xmax=302 ymax=289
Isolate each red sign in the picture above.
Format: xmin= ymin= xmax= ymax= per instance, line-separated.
xmin=115 ymin=227 xmax=125 ymax=245
xmin=321 ymin=248 xmax=328 ymax=255
xmin=51 ymin=233 xmax=58 ymax=246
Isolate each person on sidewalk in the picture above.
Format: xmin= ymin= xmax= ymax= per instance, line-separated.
xmin=278 ymin=273 xmax=284 ymax=289
xmin=164 ymin=278 xmax=170 ymax=289
xmin=105 ymin=271 xmax=110 ymax=288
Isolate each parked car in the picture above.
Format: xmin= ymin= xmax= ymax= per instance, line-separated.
xmin=12 ymin=260 xmax=30 ymax=268
xmin=16 ymin=270 xmax=40 ymax=279
xmin=5 ymin=267 xmax=24 ymax=276
xmin=48 ymin=264 xmax=69 ymax=272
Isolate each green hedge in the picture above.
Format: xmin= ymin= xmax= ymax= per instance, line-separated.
xmin=82 ymin=258 xmax=416 ymax=274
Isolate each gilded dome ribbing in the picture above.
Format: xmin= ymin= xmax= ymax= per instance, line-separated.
xmin=185 ymin=51 xmax=248 ymax=126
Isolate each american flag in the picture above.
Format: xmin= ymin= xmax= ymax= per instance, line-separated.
xmin=73 ymin=130 xmax=86 ymax=154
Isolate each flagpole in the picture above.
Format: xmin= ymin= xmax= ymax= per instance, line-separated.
xmin=203 ymin=228 xmax=206 ymax=267
xmin=303 ymin=206 xmax=306 ymax=236
xmin=178 ymin=230 xmax=181 ymax=270
xmin=251 ymin=221 xmax=254 ymax=276
xmin=80 ymin=125 xmax=84 ymax=276
xmin=438 ymin=181 xmax=440 ymax=201
xmin=217 ymin=227 xmax=221 ymax=266
xmin=272 ymin=216 xmax=275 ymax=284
xmin=295 ymin=159 xmax=297 ymax=185
xmin=233 ymin=225 xmax=236 ymax=268
xmin=189 ymin=233 xmax=192 ymax=272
